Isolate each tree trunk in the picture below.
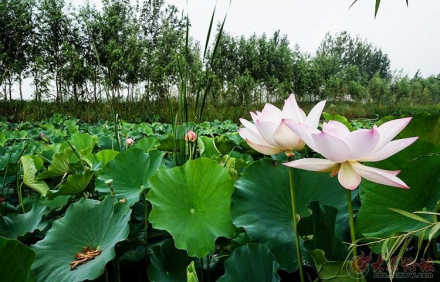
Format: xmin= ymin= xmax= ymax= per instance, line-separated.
xmin=8 ymin=75 xmax=12 ymax=100
xmin=3 ymin=80 xmax=7 ymax=101
xmin=19 ymin=74 xmax=23 ymax=100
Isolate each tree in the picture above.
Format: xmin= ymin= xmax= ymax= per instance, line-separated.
xmin=0 ymin=0 xmax=34 ymax=100
xmin=317 ymin=31 xmax=391 ymax=83
xmin=368 ymin=72 xmax=389 ymax=106
xmin=36 ymin=0 xmax=72 ymax=102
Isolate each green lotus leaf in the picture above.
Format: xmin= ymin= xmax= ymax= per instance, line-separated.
xmin=67 ymin=133 xmax=97 ymax=157
xmin=186 ymin=261 xmax=199 ymax=282
xmin=158 ymin=134 xmax=175 ymax=152
xmin=87 ymin=126 xmax=104 ymax=136
xmin=37 ymin=147 xmax=74 ymax=179
xmin=0 ymin=204 xmax=49 ymax=239
xmin=0 ymin=132 xmax=7 ymax=146
xmin=147 ymin=238 xmax=196 ymax=282
xmin=131 ymin=137 xmax=160 ymax=153
xmin=0 ymin=147 xmax=22 ymax=176
xmin=147 ymin=158 xmax=236 ymax=257
xmin=197 ymin=136 xmax=221 ymax=158
xmin=0 ymin=236 xmax=36 ymax=282
xmin=297 ymin=201 xmax=347 ymax=261
xmin=31 ymin=197 xmax=131 ymax=282
xmin=135 ymin=122 xmax=154 ymax=135
xmin=40 ymin=195 xmax=71 ymax=211
xmin=97 ymin=136 xmax=119 ymax=150
xmin=232 ymin=159 xmax=349 ymax=272
xmin=356 ymin=144 xmax=440 ymax=239
xmin=218 ymin=244 xmax=280 ymax=282
xmin=47 ymin=169 xmax=94 ymax=199
xmin=21 ymin=155 xmax=49 ymax=196
xmin=309 ymin=249 xmax=367 ymax=282
xmin=127 ymin=131 xmax=143 ymax=140
xmin=95 ymin=149 xmax=164 ymax=206
xmin=395 ymin=113 xmax=440 ymax=146
xmin=214 ymin=135 xmax=236 ymax=155
xmin=84 ymin=149 xmax=119 ymax=173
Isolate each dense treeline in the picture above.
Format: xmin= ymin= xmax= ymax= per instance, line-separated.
xmin=1 ymin=0 xmax=439 ymax=107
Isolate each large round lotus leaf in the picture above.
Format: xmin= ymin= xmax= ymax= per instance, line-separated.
xmin=0 ymin=236 xmax=36 ymax=282
xmin=0 ymin=204 xmax=49 ymax=239
xmin=147 ymin=157 xmax=236 ymax=258
xmin=217 ymin=244 xmax=280 ymax=282
xmin=21 ymin=155 xmax=49 ymax=196
xmin=31 ymin=197 xmax=131 ymax=282
xmin=308 ymin=249 xmax=367 ymax=282
xmin=297 ymin=201 xmax=347 ymax=261
xmin=147 ymin=238 xmax=196 ymax=282
xmin=232 ymin=159 xmax=349 ymax=272
xmin=132 ymin=137 xmax=160 ymax=153
xmin=95 ymin=149 xmax=164 ymax=206
xmin=47 ymin=169 xmax=94 ymax=199
xmin=356 ymin=141 xmax=440 ymax=239
xmin=84 ymin=149 xmax=119 ymax=173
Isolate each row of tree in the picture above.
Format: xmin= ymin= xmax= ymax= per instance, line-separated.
xmin=1 ymin=0 xmax=439 ymax=106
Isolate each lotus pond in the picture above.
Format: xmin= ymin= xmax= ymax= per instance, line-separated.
xmin=1 ymin=111 xmax=439 ymax=282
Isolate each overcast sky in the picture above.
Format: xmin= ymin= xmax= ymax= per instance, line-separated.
xmin=161 ymin=0 xmax=439 ymax=78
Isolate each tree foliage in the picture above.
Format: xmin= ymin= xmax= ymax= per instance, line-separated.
xmin=0 ymin=0 xmax=437 ymax=107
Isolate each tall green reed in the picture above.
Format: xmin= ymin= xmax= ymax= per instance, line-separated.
xmin=173 ymin=1 xmax=231 ymax=166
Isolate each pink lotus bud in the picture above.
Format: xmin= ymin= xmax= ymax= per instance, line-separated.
xmin=40 ymin=133 xmax=45 ymax=139
xmin=185 ymin=130 xmax=197 ymax=143
xmin=126 ymin=137 xmax=134 ymax=146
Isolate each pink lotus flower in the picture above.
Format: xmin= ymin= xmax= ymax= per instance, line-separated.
xmin=283 ymin=118 xmax=418 ymax=190
xmin=239 ymin=94 xmax=326 ymax=156
xmin=126 ymin=137 xmax=134 ymax=146
xmin=185 ymin=130 xmax=197 ymax=143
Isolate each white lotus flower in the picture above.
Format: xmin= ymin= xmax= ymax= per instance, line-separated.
xmin=239 ymin=94 xmax=326 ymax=156
xmin=283 ymin=118 xmax=418 ymax=190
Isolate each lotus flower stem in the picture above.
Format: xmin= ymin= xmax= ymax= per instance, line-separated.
xmin=18 ymin=182 xmax=25 ymax=214
xmin=288 ymin=165 xmax=305 ymax=282
xmin=144 ymin=192 xmax=149 ymax=270
xmin=188 ymin=143 xmax=193 ymax=160
xmin=346 ymin=189 xmax=359 ymax=281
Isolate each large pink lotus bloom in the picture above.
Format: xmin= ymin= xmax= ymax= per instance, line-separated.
xmin=239 ymin=94 xmax=326 ymax=156
xmin=283 ymin=118 xmax=418 ymax=190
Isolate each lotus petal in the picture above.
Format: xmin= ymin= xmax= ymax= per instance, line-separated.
xmin=238 ymin=126 xmax=272 ymax=148
xmin=283 ymin=158 xmax=337 ymax=172
xmin=322 ymin=120 xmax=350 ymax=139
xmin=351 ymin=162 xmax=409 ymax=189
xmin=312 ymin=132 xmax=351 ymax=163
xmin=304 ymin=100 xmax=326 ymax=128
xmin=360 ymin=137 xmax=418 ymax=162
xmin=260 ymin=103 xmax=283 ymax=123
xmin=255 ymin=120 xmax=279 ymax=147
xmin=282 ymin=94 xmax=306 ymax=122
xmin=244 ymin=138 xmax=282 ymax=155
xmin=375 ymin=117 xmax=412 ymax=150
xmin=338 ymin=162 xmax=362 ymax=190
xmin=344 ymin=128 xmax=380 ymax=160
xmin=273 ymin=122 xmax=303 ymax=150
xmin=283 ymin=121 xmax=320 ymax=152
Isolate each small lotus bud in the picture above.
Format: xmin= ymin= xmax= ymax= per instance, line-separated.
xmin=40 ymin=133 xmax=45 ymax=139
xmin=126 ymin=137 xmax=134 ymax=146
xmin=185 ymin=130 xmax=197 ymax=143
xmin=105 ymin=179 xmax=114 ymax=187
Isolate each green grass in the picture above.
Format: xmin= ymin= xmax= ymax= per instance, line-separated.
xmin=1 ymin=99 xmax=439 ymax=124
